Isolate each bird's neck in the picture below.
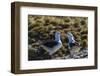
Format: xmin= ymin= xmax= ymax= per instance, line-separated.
xmin=55 ymin=35 xmax=61 ymax=43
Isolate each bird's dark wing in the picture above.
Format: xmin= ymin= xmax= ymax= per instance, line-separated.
xmin=43 ymin=41 xmax=59 ymax=48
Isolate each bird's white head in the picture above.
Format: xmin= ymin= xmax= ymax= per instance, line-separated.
xmin=67 ymin=32 xmax=73 ymax=37
xmin=66 ymin=32 xmax=76 ymax=43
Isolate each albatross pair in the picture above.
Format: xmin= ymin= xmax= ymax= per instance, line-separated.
xmin=41 ymin=31 xmax=79 ymax=56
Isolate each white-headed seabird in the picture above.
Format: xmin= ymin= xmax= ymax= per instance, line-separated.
xmin=41 ymin=32 xmax=62 ymax=55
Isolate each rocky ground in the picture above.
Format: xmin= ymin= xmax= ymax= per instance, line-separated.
xmin=63 ymin=48 xmax=88 ymax=59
